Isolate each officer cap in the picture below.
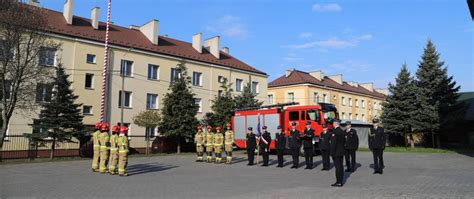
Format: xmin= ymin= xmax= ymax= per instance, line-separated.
xmin=333 ymin=119 xmax=341 ymax=124
xmin=248 ymin=127 xmax=253 ymax=131
xmin=345 ymin=121 xmax=352 ymax=125
xmin=305 ymin=121 xmax=311 ymax=125
xmin=277 ymin=125 xmax=282 ymax=129
xmin=322 ymin=124 xmax=328 ymax=128
xmin=372 ymin=118 xmax=380 ymax=123
xmin=262 ymin=126 xmax=267 ymax=129
xmin=291 ymin=122 xmax=297 ymax=126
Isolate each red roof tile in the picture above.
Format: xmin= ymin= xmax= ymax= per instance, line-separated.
xmin=31 ymin=6 xmax=266 ymax=75
xmin=268 ymin=70 xmax=386 ymax=99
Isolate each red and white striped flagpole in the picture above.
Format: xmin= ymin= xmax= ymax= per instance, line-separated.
xmin=100 ymin=0 xmax=112 ymax=122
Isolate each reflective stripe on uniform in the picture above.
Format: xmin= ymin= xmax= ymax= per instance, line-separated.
xmin=110 ymin=148 xmax=118 ymax=151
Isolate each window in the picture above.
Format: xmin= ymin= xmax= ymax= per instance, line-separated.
xmin=171 ymin=68 xmax=181 ymax=82
xmin=146 ymin=94 xmax=158 ymax=109
xmin=287 ymin=92 xmax=294 ymax=102
xmin=194 ymin=98 xmax=202 ymax=112
xmin=355 ymin=99 xmax=359 ymax=107
xmin=218 ymin=76 xmax=225 ymax=83
xmin=118 ymin=91 xmax=132 ymax=108
xmin=349 ymin=113 xmax=352 ymax=120
xmin=289 ymin=111 xmax=299 ymax=121
xmin=35 ymin=83 xmax=52 ymax=103
xmin=39 ymin=47 xmax=56 ymax=66
xmin=85 ymin=73 xmax=94 ymax=89
xmin=306 ymin=110 xmax=321 ymax=124
xmin=356 ymin=114 xmax=359 ymax=120
xmin=374 ymin=102 xmax=377 ymax=110
xmin=145 ymin=127 xmax=156 ymax=138
xmin=120 ymin=60 xmax=133 ymax=77
xmin=86 ymin=54 xmax=96 ymax=64
xmin=192 ymin=72 xmax=202 ymax=86
xmin=32 ymin=119 xmax=46 ymax=134
xmin=268 ymin=94 xmax=274 ymax=104
xmin=235 ymin=79 xmax=243 ymax=92
xmin=349 ymin=98 xmax=352 ymax=107
xmin=0 ymin=80 xmax=11 ymax=100
xmin=362 ymin=114 xmax=365 ymax=121
xmin=323 ymin=94 xmax=328 ymax=103
xmin=0 ymin=40 xmax=14 ymax=60
xmin=341 ymin=96 xmax=346 ymax=106
xmin=147 ymin=64 xmax=159 ymax=80
xmin=362 ymin=100 xmax=366 ymax=108
xmin=341 ymin=112 xmax=345 ymax=119
xmin=218 ymin=90 xmax=223 ymax=97
xmin=83 ymin=105 xmax=93 ymax=115
xmin=251 ymin=81 xmax=259 ymax=94
xmin=117 ymin=123 xmax=130 ymax=135
xmin=313 ymin=92 xmax=319 ymax=103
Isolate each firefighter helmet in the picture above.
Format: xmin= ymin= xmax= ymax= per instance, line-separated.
xmin=101 ymin=122 xmax=109 ymax=131
xmin=216 ymin=126 xmax=222 ymax=131
xmin=207 ymin=125 xmax=212 ymax=130
xmin=226 ymin=123 xmax=232 ymax=127
xmin=120 ymin=125 xmax=128 ymax=134
xmin=95 ymin=122 xmax=103 ymax=130
xmin=112 ymin=125 xmax=120 ymax=133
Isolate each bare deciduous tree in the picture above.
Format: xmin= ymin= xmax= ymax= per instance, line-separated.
xmin=0 ymin=1 xmax=58 ymax=148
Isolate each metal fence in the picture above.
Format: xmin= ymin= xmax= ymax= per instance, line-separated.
xmin=0 ymin=134 xmax=157 ymax=161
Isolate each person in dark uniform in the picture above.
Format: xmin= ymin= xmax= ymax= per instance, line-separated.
xmin=369 ymin=118 xmax=386 ymax=174
xmin=259 ymin=126 xmax=272 ymax=167
xmin=301 ymin=121 xmax=314 ymax=169
xmin=275 ymin=125 xmax=286 ymax=168
xmin=246 ymin=127 xmax=257 ymax=166
xmin=330 ymin=119 xmax=345 ymax=187
xmin=344 ymin=121 xmax=359 ymax=172
xmin=319 ymin=124 xmax=331 ymax=171
xmin=289 ymin=122 xmax=301 ymax=169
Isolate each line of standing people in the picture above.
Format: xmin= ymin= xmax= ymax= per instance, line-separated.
xmin=91 ymin=122 xmax=129 ymax=176
xmin=194 ymin=123 xmax=235 ymax=164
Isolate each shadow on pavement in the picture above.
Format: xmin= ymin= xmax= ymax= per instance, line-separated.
xmin=231 ymin=157 xmax=247 ymax=164
xmin=126 ymin=162 xmax=178 ymax=176
xmin=342 ymin=163 xmax=362 ymax=184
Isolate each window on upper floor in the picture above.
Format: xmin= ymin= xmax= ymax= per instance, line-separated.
xmin=349 ymin=98 xmax=352 ymax=107
xmin=192 ymin=72 xmax=202 ymax=86
xmin=83 ymin=105 xmax=93 ymax=115
xmin=146 ymin=93 xmax=158 ymax=110
xmin=171 ymin=68 xmax=181 ymax=83
xmin=268 ymin=94 xmax=274 ymax=104
xmin=194 ymin=98 xmax=202 ymax=113
xmin=313 ymin=92 xmax=319 ymax=103
xmin=147 ymin=64 xmax=159 ymax=80
xmin=120 ymin=60 xmax=133 ymax=77
xmin=86 ymin=54 xmax=96 ymax=64
xmin=85 ymin=73 xmax=94 ymax=89
xmin=0 ymin=80 xmax=12 ymax=100
xmin=341 ymin=96 xmax=346 ymax=106
xmin=35 ymin=83 xmax=53 ymax=103
xmin=39 ymin=47 xmax=57 ymax=66
xmin=118 ymin=90 xmax=132 ymax=108
xmin=287 ymin=92 xmax=295 ymax=102
xmin=251 ymin=81 xmax=259 ymax=94
xmin=362 ymin=100 xmax=366 ymax=108
xmin=323 ymin=94 xmax=327 ymax=103
xmin=236 ymin=79 xmax=243 ymax=92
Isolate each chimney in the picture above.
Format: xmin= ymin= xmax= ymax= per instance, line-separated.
xmin=204 ymin=36 xmax=220 ymax=59
xmin=360 ymin=83 xmax=374 ymax=92
xmin=63 ymin=0 xmax=74 ymax=25
xmin=139 ymin=19 xmax=159 ymax=45
xmin=90 ymin=7 xmax=100 ymax=30
xmin=347 ymin=81 xmax=359 ymax=87
xmin=328 ymin=74 xmax=343 ymax=85
xmin=285 ymin=68 xmax=295 ymax=77
xmin=221 ymin=47 xmax=229 ymax=54
xmin=192 ymin=33 xmax=202 ymax=53
xmin=375 ymin=88 xmax=388 ymax=95
xmin=309 ymin=70 xmax=324 ymax=81
xmin=28 ymin=0 xmax=40 ymax=7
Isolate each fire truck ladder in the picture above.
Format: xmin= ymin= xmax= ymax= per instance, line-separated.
xmin=235 ymin=102 xmax=300 ymax=111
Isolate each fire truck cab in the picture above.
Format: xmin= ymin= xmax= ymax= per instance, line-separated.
xmin=232 ymin=102 xmax=339 ymax=151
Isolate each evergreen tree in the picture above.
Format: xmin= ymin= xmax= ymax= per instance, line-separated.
xmin=414 ymin=40 xmax=460 ymax=148
xmin=158 ymin=61 xmax=199 ymax=153
xmin=209 ymin=78 xmax=236 ymax=127
xmin=234 ymin=82 xmax=263 ymax=109
xmin=381 ymin=64 xmax=418 ymax=148
xmin=32 ymin=65 xmax=84 ymax=159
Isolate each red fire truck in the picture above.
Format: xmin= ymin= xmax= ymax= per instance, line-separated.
xmin=231 ymin=102 xmax=339 ymax=151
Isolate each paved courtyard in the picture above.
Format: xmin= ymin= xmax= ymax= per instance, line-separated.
xmin=1 ymin=151 xmax=474 ymax=199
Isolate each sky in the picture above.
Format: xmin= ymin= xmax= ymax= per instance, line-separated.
xmin=40 ymin=0 xmax=473 ymax=91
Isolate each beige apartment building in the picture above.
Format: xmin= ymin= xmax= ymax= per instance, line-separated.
xmin=268 ymin=69 xmax=387 ymax=123
xmin=5 ymin=0 xmax=268 ymax=144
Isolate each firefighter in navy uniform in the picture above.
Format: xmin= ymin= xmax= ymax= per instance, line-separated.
xmin=330 ymin=119 xmax=346 ymax=187
xmin=369 ymin=118 xmax=386 ymax=174
xmin=275 ymin=125 xmax=286 ymax=168
xmin=246 ymin=127 xmax=257 ymax=166
xmin=289 ymin=122 xmax=301 ymax=169
xmin=319 ymin=124 xmax=331 ymax=171
xmin=301 ymin=121 xmax=314 ymax=169
xmin=344 ymin=121 xmax=359 ymax=172
xmin=259 ymin=126 xmax=271 ymax=167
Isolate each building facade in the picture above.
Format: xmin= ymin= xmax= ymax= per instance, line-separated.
xmin=5 ymin=0 xmax=268 ymax=142
xmin=268 ymin=69 xmax=386 ymax=123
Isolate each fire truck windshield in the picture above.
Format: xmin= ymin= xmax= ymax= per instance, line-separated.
xmin=306 ymin=110 xmax=321 ymax=122
xmin=323 ymin=111 xmax=337 ymax=122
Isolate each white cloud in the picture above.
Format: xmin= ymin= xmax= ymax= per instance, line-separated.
xmin=328 ymin=60 xmax=373 ymax=73
xmin=299 ymin=32 xmax=313 ymax=38
xmin=287 ymin=34 xmax=373 ymax=50
xmin=312 ymin=3 xmax=342 ymax=12
xmin=205 ymin=15 xmax=250 ymax=39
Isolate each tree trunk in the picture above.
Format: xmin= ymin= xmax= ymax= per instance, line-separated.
xmin=177 ymin=139 xmax=181 ymax=154
xmin=50 ymin=137 xmax=56 ymax=160
xmin=431 ymin=132 xmax=436 ymax=148
xmin=146 ymin=138 xmax=150 ymax=155
xmin=436 ymin=134 xmax=441 ymax=148
xmin=410 ymin=134 xmax=415 ymax=148
xmin=0 ymin=117 xmax=10 ymax=149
